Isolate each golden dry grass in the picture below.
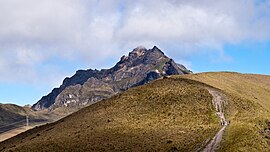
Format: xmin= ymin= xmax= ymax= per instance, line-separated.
xmin=2 ymin=72 xmax=269 ymax=151
xmin=0 ymin=78 xmax=219 ymax=152
xmin=176 ymin=72 xmax=270 ymax=151
xmin=181 ymin=72 xmax=270 ymax=110
xmin=0 ymin=126 xmax=33 ymax=142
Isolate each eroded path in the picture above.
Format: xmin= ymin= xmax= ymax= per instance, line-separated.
xmin=0 ymin=121 xmax=50 ymax=143
xmin=0 ymin=126 xmax=33 ymax=142
xmin=202 ymin=89 xmax=227 ymax=152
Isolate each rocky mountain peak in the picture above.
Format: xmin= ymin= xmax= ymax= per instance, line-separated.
xmin=152 ymin=46 xmax=164 ymax=54
xmin=131 ymin=46 xmax=146 ymax=55
xmin=32 ymin=46 xmax=192 ymax=111
xmin=117 ymin=46 xmax=167 ymax=69
xmin=119 ymin=46 xmax=146 ymax=63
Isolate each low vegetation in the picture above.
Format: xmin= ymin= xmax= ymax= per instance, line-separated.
xmin=0 ymin=104 xmax=48 ymax=133
xmin=2 ymin=72 xmax=270 ymax=151
xmin=182 ymin=72 xmax=270 ymax=110
xmin=178 ymin=72 xmax=270 ymax=151
xmin=0 ymin=78 xmax=219 ymax=152
xmin=0 ymin=104 xmax=67 ymax=135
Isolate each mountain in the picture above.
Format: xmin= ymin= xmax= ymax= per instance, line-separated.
xmin=32 ymin=46 xmax=191 ymax=111
xmin=1 ymin=72 xmax=270 ymax=152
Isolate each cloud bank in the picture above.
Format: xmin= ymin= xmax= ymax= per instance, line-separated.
xmin=0 ymin=0 xmax=270 ymax=85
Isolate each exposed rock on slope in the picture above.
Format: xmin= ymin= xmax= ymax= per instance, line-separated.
xmin=32 ymin=46 xmax=191 ymax=111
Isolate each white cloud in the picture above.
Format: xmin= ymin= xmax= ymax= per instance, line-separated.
xmin=116 ymin=0 xmax=270 ymax=50
xmin=0 ymin=0 xmax=269 ymax=85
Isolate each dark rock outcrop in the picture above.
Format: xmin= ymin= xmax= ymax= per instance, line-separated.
xmin=32 ymin=46 xmax=192 ymax=111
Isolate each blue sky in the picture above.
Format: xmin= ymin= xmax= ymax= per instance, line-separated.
xmin=188 ymin=41 xmax=270 ymax=75
xmin=0 ymin=0 xmax=270 ymax=106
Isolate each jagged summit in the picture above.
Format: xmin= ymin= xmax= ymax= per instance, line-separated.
xmin=113 ymin=46 xmax=167 ymax=72
xmin=132 ymin=46 xmax=146 ymax=53
xmin=32 ymin=46 xmax=191 ymax=111
xmin=119 ymin=46 xmax=161 ymax=63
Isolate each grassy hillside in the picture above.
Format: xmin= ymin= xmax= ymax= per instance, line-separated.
xmin=0 ymin=104 xmax=28 ymax=125
xmin=1 ymin=72 xmax=269 ymax=151
xmin=0 ymin=104 xmax=42 ymax=132
xmin=182 ymin=72 xmax=270 ymax=110
xmin=0 ymin=104 xmax=58 ymax=134
xmin=177 ymin=72 xmax=270 ymax=151
xmin=0 ymin=78 xmax=220 ymax=152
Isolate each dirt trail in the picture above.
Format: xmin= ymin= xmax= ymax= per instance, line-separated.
xmin=0 ymin=126 xmax=33 ymax=142
xmin=202 ymin=89 xmax=227 ymax=152
xmin=0 ymin=121 xmax=49 ymax=143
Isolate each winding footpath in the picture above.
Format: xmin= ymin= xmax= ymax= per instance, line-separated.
xmin=202 ymin=89 xmax=228 ymax=152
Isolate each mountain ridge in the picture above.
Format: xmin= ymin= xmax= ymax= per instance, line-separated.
xmin=32 ymin=46 xmax=191 ymax=111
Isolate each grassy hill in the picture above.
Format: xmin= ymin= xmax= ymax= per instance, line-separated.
xmin=0 ymin=104 xmax=63 ymax=134
xmin=182 ymin=72 xmax=270 ymax=110
xmin=0 ymin=104 xmax=46 ymax=132
xmin=178 ymin=72 xmax=270 ymax=151
xmin=1 ymin=72 xmax=270 ymax=151
xmin=0 ymin=78 xmax=220 ymax=152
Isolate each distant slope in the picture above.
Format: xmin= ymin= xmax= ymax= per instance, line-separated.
xmin=177 ymin=72 xmax=270 ymax=151
xmin=0 ymin=104 xmax=26 ymax=126
xmin=182 ymin=72 xmax=270 ymax=110
xmin=32 ymin=46 xmax=191 ymax=111
xmin=0 ymin=78 xmax=219 ymax=152
xmin=0 ymin=104 xmax=46 ymax=133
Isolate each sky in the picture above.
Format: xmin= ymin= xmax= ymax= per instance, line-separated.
xmin=0 ymin=0 xmax=270 ymax=106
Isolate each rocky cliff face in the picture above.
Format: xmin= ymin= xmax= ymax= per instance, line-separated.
xmin=32 ymin=46 xmax=192 ymax=111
